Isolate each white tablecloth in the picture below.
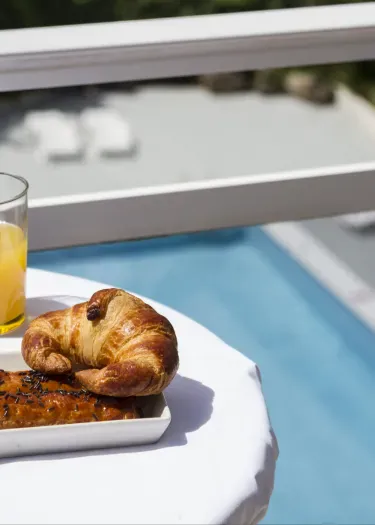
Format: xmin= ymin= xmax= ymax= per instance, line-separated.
xmin=0 ymin=269 xmax=278 ymax=524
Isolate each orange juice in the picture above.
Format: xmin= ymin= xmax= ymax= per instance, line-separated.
xmin=0 ymin=222 xmax=27 ymax=334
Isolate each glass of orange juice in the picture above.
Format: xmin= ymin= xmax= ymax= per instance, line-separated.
xmin=0 ymin=173 xmax=28 ymax=335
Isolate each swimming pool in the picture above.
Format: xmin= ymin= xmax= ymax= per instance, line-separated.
xmin=29 ymin=226 xmax=375 ymax=524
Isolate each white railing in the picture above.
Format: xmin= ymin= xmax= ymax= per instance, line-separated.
xmin=2 ymin=4 xmax=375 ymax=91
xmin=0 ymin=3 xmax=375 ymax=249
xmin=29 ymin=163 xmax=375 ymax=250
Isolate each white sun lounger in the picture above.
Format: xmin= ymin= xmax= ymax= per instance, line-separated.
xmin=336 ymin=211 xmax=375 ymax=230
xmin=80 ymin=108 xmax=136 ymax=158
xmin=24 ymin=110 xmax=84 ymax=162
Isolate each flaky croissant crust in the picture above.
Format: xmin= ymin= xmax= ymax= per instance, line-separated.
xmin=22 ymin=289 xmax=179 ymax=397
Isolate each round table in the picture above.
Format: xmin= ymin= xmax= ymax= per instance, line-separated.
xmin=0 ymin=269 xmax=278 ymax=525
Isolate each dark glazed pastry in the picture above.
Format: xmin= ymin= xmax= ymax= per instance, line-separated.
xmin=0 ymin=370 xmax=139 ymax=429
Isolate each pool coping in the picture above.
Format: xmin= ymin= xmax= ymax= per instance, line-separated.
xmin=265 ymin=221 xmax=375 ymax=332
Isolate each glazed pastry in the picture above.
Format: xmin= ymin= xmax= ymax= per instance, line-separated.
xmin=0 ymin=369 xmax=139 ymax=430
xmin=22 ymin=288 xmax=179 ymax=397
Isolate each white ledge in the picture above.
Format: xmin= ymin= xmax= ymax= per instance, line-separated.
xmin=265 ymin=222 xmax=375 ymax=331
xmin=1 ymin=3 xmax=375 ymax=91
xmin=28 ymin=162 xmax=375 ymax=250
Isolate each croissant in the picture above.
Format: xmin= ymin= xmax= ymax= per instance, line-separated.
xmin=21 ymin=289 xmax=179 ymax=397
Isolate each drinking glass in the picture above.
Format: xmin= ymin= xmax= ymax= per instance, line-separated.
xmin=0 ymin=173 xmax=28 ymax=335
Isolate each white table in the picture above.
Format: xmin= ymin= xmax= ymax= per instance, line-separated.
xmin=0 ymin=269 xmax=278 ymax=525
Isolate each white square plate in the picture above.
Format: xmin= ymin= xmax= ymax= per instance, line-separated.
xmin=0 ymin=295 xmax=171 ymax=458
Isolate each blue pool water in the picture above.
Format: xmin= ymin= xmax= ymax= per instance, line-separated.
xmin=29 ymin=226 xmax=375 ymax=525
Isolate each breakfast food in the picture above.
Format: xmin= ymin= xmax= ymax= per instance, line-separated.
xmin=22 ymin=288 xmax=179 ymax=397
xmin=0 ymin=369 xmax=140 ymax=430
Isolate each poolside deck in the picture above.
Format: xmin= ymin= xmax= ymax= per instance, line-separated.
xmin=2 ymin=84 xmax=375 ymax=200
